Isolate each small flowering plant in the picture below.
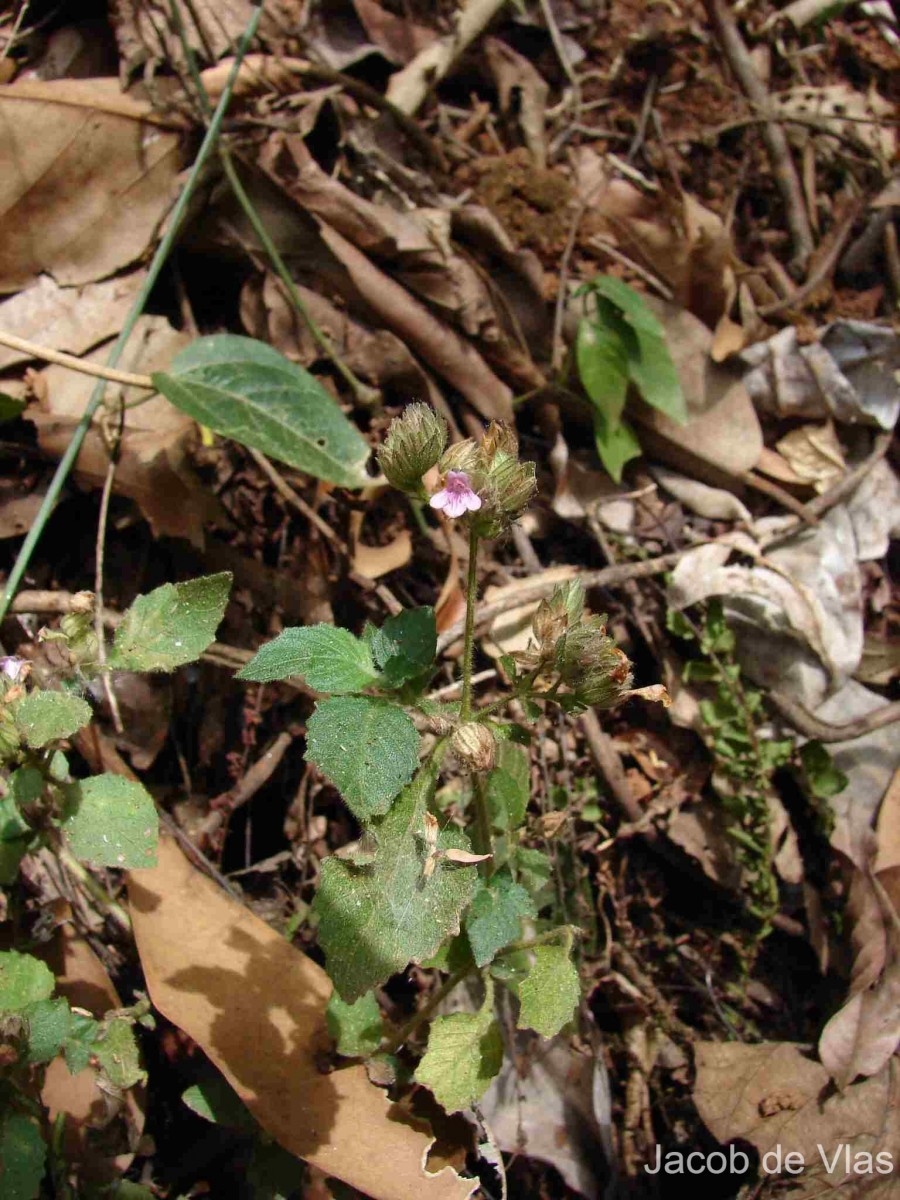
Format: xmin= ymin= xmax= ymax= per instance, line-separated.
xmin=238 ymin=403 xmax=666 ymax=1114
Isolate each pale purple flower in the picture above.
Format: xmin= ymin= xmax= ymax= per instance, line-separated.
xmin=0 ymin=656 xmax=27 ymax=682
xmin=429 ymin=470 xmax=482 ymax=519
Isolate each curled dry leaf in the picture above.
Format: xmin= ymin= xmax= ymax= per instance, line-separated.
xmin=349 ymin=506 xmax=413 ymax=580
xmin=694 ymin=1042 xmax=900 ymax=1197
xmin=483 ymin=37 xmax=548 ymax=168
xmin=775 ymin=421 xmax=847 ymax=494
xmin=0 ymin=78 xmax=182 ymax=292
xmin=128 ymin=837 xmax=476 ymax=1200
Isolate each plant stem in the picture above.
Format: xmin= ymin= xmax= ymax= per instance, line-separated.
xmin=380 ymin=965 xmax=473 ymax=1055
xmin=56 ymin=843 xmax=132 ymax=935
xmin=0 ymin=3 xmax=264 ymax=623
xmin=459 ymin=525 xmax=480 ymax=722
xmin=471 ymin=773 xmax=493 ymax=875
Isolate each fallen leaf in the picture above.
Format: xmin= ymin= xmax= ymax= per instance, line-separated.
xmin=351 ymin=0 xmax=436 ymax=63
xmin=26 ymin=315 xmax=223 ymax=546
xmin=0 ymin=78 xmax=182 ymax=292
xmin=483 ymin=38 xmax=548 ymax=168
xmin=0 ymin=490 xmax=45 ymax=540
xmin=128 ymin=837 xmax=476 ymax=1200
xmin=774 ymin=84 xmax=895 ymax=164
xmin=349 ymin=507 xmax=413 ymax=579
xmin=776 ymin=421 xmax=846 ymax=494
xmin=694 ymin=1041 xmax=900 ymax=1196
xmin=0 ymin=272 xmax=145 ymax=371
xmin=110 ymin=0 xmax=263 ymax=73
xmin=649 ymin=465 xmax=752 ymax=523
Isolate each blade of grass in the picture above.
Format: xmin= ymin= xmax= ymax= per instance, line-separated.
xmin=0 ymin=3 xmax=265 ymax=622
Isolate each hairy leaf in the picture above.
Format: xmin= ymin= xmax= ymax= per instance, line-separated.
xmin=13 ymin=690 xmax=91 ymax=748
xmin=23 ymin=997 xmax=72 ymax=1064
xmin=414 ymin=979 xmax=502 ymax=1113
xmin=153 ymin=335 xmax=370 ymax=488
xmin=0 ymin=1111 xmax=46 ymax=1200
xmin=109 ymin=572 xmax=232 ymax=673
xmin=313 ymin=768 xmax=479 ymax=1001
xmin=517 ymin=935 xmax=580 ymax=1038
xmin=372 ymin=607 xmax=437 ymax=688
xmin=0 ymin=950 xmax=54 ymax=1012
xmin=486 ymin=742 xmax=530 ymax=831
xmin=238 ymin=625 xmax=377 ymax=691
xmin=306 ymin=696 xmax=420 ymax=820
xmin=466 ymin=871 xmax=536 ymax=968
xmin=0 ymin=771 xmax=36 ymax=885
xmin=61 ymin=774 xmax=158 ymax=869
xmin=92 ymin=1017 xmax=146 ymax=1088
xmin=326 ymin=990 xmax=384 ymax=1057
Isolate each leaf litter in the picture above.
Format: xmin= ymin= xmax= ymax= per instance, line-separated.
xmin=0 ymin=0 xmax=899 ymax=1196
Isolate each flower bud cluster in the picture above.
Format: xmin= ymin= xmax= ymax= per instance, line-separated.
xmin=378 ymin=403 xmax=448 ymax=497
xmin=518 ymin=580 xmax=634 ymax=711
xmin=434 ymin=421 xmax=536 ymax=537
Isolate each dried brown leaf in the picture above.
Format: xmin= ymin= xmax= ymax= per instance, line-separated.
xmin=128 ymin=837 xmax=476 ymax=1200
xmin=0 ymin=78 xmax=182 ymax=292
xmin=694 ymin=1042 xmax=900 ymax=1195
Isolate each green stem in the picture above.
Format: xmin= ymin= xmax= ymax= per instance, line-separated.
xmin=379 ymin=965 xmax=474 ymax=1055
xmin=56 ymin=843 xmax=132 ymax=935
xmin=472 ymin=773 xmax=494 ymax=876
xmin=459 ymin=525 xmax=480 ymax=722
xmin=0 ymin=4 xmax=265 ymax=623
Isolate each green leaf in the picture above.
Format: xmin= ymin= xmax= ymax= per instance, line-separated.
xmin=801 ymin=741 xmax=848 ymax=799
xmin=0 ymin=951 xmax=54 ymax=1012
xmin=414 ymin=979 xmax=502 ymax=1113
xmin=153 ymin=335 xmax=370 ymax=488
xmin=61 ymin=774 xmax=158 ymax=869
xmin=486 ymin=742 xmax=530 ymax=831
xmin=248 ymin=1142 xmax=304 ymax=1200
xmin=63 ymin=1012 xmax=100 ymax=1074
xmin=13 ymin=691 xmax=92 ymax=748
xmin=517 ymin=934 xmax=580 ymax=1038
xmin=665 ymin=608 xmax=695 ymax=640
xmin=683 ymin=660 xmax=719 ymax=684
xmin=576 ymin=316 xmax=630 ymax=427
xmin=0 ymin=394 xmax=26 ymax=423
xmin=0 ymin=1111 xmax=46 ymax=1200
xmin=0 ymin=772 xmax=37 ymax=885
xmin=183 ymin=1071 xmax=257 ymax=1132
xmin=306 ymin=696 xmax=420 ymax=820
xmin=92 ymin=1017 xmax=146 ymax=1089
xmin=23 ymin=998 xmax=72 ymax=1064
xmin=372 ymin=608 xmax=437 ymax=688
xmin=514 ymin=847 xmax=553 ymax=898
xmin=109 ymin=572 xmax=231 ymax=673
xmin=326 ymin=990 xmax=384 ymax=1057
xmin=465 ymin=871 xmax=536 ymax=967
xmin=313 ymin=766 xmax=479 ymax=1001
xmin=238 ymin=625 xmax=377 ymax=690
xmin=593 ymin=408 xmax=642 ymax=483
xmin=583 ymin=276 xmax=686 ymax=423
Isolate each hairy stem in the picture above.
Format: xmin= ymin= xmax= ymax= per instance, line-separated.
xmin=472 ymin=774 xmax=493 ymax=875
xmin=380 ymin=965 xmax=474 ymax=1055
xmin=459 ymin=525 xmax=480 ymax=721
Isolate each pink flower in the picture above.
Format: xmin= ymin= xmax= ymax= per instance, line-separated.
xmin=429 ymin=470 xmax=483 ymax=519
xmin=0 ymin=656 xmax=28 ymax=682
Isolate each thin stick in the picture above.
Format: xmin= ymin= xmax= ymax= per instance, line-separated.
xmin=0 ymin=3 xmax=265 ymax=623
xmin=0 ymin=331 xmax=154 ymax=389
xmin=703 ymin=0 xmax=814 ymax=265
xmin=768 ymin=692 xmax=900 ymax=743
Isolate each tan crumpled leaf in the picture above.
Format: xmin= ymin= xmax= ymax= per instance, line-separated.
xmin=26 ymin=315 xmax=222 ymax=546
xmin=694 ymin=1041 xmax=900 ymax=1197
xmin=0 ymin=78 xmax=182 ymax=292
xmin=875 ymin=770 xmax=900 ymax=914
xmin=775 ymin=421 xmax=846 ymax=494
xmin=349 ymin=507 xmax=412 ymax=579
xmin=128 ymin=837 xmax=476 ymax=1200
xmin=483 ymin=38 xmax=548 ymax=168
xmin=819 ymin=873 xmax=900 ymax=1088
xmin=39 ymin=913 xmax=145 ymax=1185
xmin=774 ymin=84 xmax=895 ymax=165
xmin=0 ymin=273 xmax=145 ymax=371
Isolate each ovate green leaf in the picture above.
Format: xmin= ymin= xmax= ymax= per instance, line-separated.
xmin=109 ymin=573 xmax=231 ymax=672
xmin=593 ymin=408 xmax=642 ymax=483
xmin=61 ymin=774 xmax=158 ymax=869
xmin=414 ymin=979 xmax=502 ymax=1113
xmin=576 ymin=315 xmax=630 ymax=427
xmin=801 ymin=740 xmax=849 ymax=800
xmin=238 ymin=625 xmax=377 ymax=691
xmin=183 ymin=1071 xmax=257 ymax=1131
xmin=517 ymin=934 xmax=580 ymax=1038
xmin=465 ymin=870 xmax=536 ymax=968
xmin=153 ymin=335 xmax=370 ymax=488
xmin=306 ymin=696 xmax=419 ymax=820
xmin=0 ymin=771 xmax=36 ymax=885
xmin=326 ymin=990 xmax=384 ymax=1057
xmin=486 ymin=742 xmax=530 ymax=830
xmin=13 ymin=691 xmax=91 ymax=748
xmin=313 ymin=767 xmax=479 ymax=1001
xmin=372 ymin=607 xmax=436 ymax=688
xmin=23 ymin=997 xmax=72 ymax=1064
xmin=92 ymin=1017 xmax=146 ymax=1088
xmin=0 ymin=1112 xmax=46 ymax=1200
xmin=0 ymin=951 xmax=53 ymax=1012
